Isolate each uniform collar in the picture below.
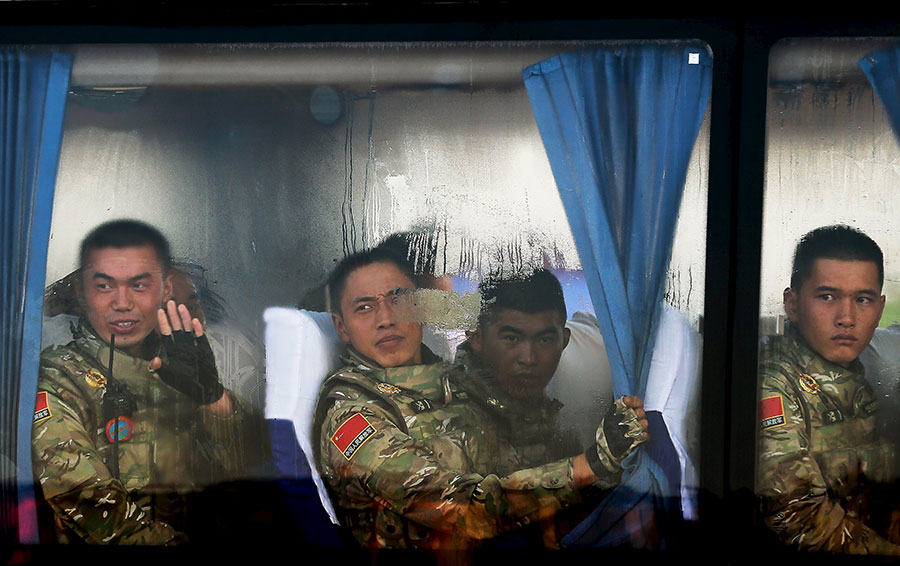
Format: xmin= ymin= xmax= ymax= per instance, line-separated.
xmin=783 ymin=323 xmax=865 ymax=379
xmin=340 ymin=344 xmax=447 ymax=398
xmin=341 ymin=344 xmax=441 ymax=370
xmin=75 ymin=320 xmax=150 ymax=371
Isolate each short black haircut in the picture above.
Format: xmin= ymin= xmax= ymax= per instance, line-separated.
xmin=791 ymin=225 xmax=884 ymax=290
xmin=327 ymin=247 xmax=419 ymax=314
xmin=478 ymin=268 xmax=567 ymax=326
xmin=79 ymin=219 xmax=172 ymax=274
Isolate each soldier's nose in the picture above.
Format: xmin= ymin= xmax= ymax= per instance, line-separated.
xmin=112 ymin=288 xmax=134 ymax=310
xmin=835 ymin=301 xmax=856 ymax=327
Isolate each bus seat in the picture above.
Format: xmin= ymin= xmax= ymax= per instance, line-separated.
xmin=263 ymin=307 xmax=343 ymax=525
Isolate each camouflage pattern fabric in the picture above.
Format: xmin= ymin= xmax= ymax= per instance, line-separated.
xmin=450 ymin=344 xmax=582 ymax=469
xmin=314 ymin=346 xmax=582 ymax=549
xmin=757 ymin=328 xmax=900 ymax=554
xmin=449 ymin=343 xmax=613 ymax=548
xmin=32 ymin=324 xmax=253 ymax=544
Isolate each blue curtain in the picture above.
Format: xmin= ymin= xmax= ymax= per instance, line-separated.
xmin=523 ymin=43 xmax=712 ymax=548
xmin=1 ymin=51 xmax=72 ymax=545
xmin=860 ymin=46 xmax=900 ymax=146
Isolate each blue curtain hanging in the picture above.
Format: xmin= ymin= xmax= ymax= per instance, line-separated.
xmin=1 ymin=50 xmax=72 ymax=545
xmin=859 ymin=46 xmax=900 ymax=146
xmin=523 ymin=43 xmax=712 ymax=548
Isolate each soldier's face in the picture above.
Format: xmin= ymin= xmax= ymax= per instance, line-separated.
xmin=82 ymin=245 xmax=172 ymax=356
xmin=784 ymin=258 xmax=884 ymax=367
xmin=470 ymin=308 xmax=570 ymax=399
xmin=332 ymin=261 xmax=424 ymax=368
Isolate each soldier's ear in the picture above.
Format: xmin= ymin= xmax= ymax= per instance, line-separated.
xmin=332 ymin=312 xmax=352 ymax=344
xmin=74 ymin=270 xmax=85 ymax=302
xmin=783 ymin=286 xmax=798 ymax=322
xmin=162 ymin=273 xmax=174 ymax=303
xmin=562 ymin=327 xmax=571 ymax=350
xmin=468 ymin=327 xmax=483 ymax=354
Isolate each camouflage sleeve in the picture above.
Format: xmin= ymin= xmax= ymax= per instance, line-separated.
xmin=32 ymin=365 xmax=178 ymax=545
xmin=198 ymin=390 xmax=269 ymax=481
xmin=757 ymin=370 xmax=900 ymax=554
xmin=320 ymin=398 xmax=581 ymax=543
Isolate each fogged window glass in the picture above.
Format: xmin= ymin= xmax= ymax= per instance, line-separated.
xmin=39 ymin=42 xmax=708 ymax=545
xmin=757 ymin=38 xmax=900 ymax=553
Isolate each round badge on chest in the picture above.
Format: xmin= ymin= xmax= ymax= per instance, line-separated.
xmin=799 ymin=373 xmax=821 ymax=395
xmin=105 ymin=416 xmax=134 ymax=443
xmin=84 ymin=370 xmax=107 ymax=389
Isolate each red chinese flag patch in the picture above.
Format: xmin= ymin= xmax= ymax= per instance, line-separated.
xmin=331 ymin=413 xmax=376 ymax=461
xmin=760 ymin=395 xmax=785 ymax=430
xmin=33 ymin=391 xmax=52 ymax=424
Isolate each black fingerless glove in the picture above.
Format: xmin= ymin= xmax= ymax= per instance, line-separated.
xmin=602 ymin=401 xmax=635 ymax=461
xmin=155 ymin=330 xmax=225 ymax=405
xmin=587 ymin=398 xmax=647 ymax=478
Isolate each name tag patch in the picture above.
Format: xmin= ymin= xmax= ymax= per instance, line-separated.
xmin=760 ymin=395 xmax=785 ymax=430
xmin=332 ymin=413 xmax=376 ymax=461
xmin=33 ymin=391 xmax=52 ymax=424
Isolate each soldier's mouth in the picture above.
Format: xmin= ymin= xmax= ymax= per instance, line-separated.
xmin=109 ymin=320 xmax=139 ymax=333
xmin=377 ymin=334 xmax=405 ymax=347
xmin=831 ymin=334 xmax=857 ymax=345
xmin=513 ymin=373 xmax=542 ymax=384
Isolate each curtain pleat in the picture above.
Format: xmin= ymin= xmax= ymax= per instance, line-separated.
xmin=523 ymin=43 xmax=711 ymax=548
xmin=0 ymin=50 xmax=72 ymax=545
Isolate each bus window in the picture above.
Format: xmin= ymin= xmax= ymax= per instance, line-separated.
xmin=757 ymin=37 xmax=900 ymax=553
xmin=36 ymin=41 xmax=708 ymax=547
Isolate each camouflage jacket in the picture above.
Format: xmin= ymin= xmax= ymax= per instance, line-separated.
xmin=314 ymin=346 xmax=582 ymax=549
xmin=450 ymin=344 xmax=582 ymax=469
xmin=32 ymin=324 xmax=252 ymax=544
xmin=757 ymin=328 xmax=900 ymax=554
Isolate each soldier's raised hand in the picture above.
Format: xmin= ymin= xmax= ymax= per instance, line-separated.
xmin=149 ymin=300 xmax=224 ymax=405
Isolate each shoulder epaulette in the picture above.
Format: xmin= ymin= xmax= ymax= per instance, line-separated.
xmin=317 ymin=366 xmax=409 ymax=434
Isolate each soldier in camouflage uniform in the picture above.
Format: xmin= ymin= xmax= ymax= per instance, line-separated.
xmin=315 ymin=248 xmax=649 ymax=549
xmin=452 ymin=269 xmax=585 ymax=469
xmin=32 ymin=220 xmax=252 ymax=544
xmin=757 ymin=224 xmax=900 ymax=554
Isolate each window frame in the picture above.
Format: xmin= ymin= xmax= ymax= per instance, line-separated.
xmin=5 ymin=10 xmax=900 ymax=557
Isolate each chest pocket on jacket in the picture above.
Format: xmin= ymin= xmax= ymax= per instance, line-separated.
xmin=808 ymin=388 xmax=892 ymax=494
xmin=98 ymin=441 xmax=152 ymax=490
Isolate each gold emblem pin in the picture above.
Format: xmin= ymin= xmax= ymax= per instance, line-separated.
xmin=799 ymin=373 xmax=820 ymax=395
xmin=487 ymin=398 xmax=504 ymax=409
xmin=377 ymin=382 xmax=402 ymax=395
xmin=84 ymin=370 xmax=107 ymax=389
